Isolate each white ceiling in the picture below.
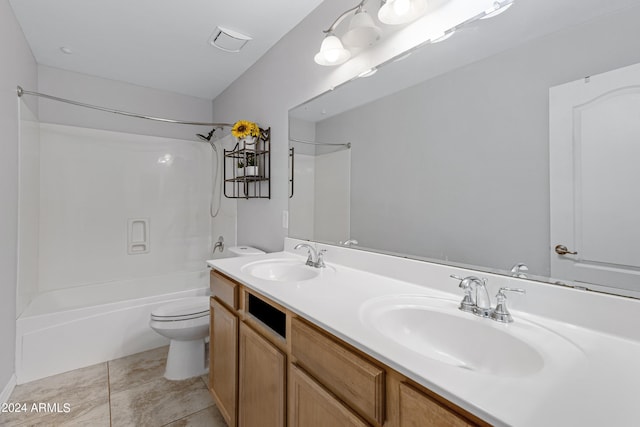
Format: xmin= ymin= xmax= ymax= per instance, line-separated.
xmin=9 ymin=0 xmax=324 ymax=100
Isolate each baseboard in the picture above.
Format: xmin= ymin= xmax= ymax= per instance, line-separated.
xmin=0 ymin=374 xmax=17 ymax=404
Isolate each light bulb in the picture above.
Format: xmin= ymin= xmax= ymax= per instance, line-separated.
xmin=314 ymin=34 xmax=351 ymax=66
xmin=393 ymin=0 xmax=411 ymax=16
xmin=324 ymin=50 xmax=340 ymax=63
xmin=378 ymin=0 xmax=428 ymax=25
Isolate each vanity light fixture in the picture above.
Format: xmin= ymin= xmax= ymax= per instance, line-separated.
xmin=314 ymin=33 xmax=352 ymax=66
xmin=315 ymin=0 xmax=517 ymax=67
xmin=378 ymin=0 xmax=428 ymax=25
xmin=314 ymin=0 xmax=380 ymax=66
xmin=343 ymin=8 xmax=381 ymax=48
xmin=481 ymin=0 xmax=514 ymax=19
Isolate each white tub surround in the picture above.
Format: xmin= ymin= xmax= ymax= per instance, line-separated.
xmin=207 ymin=238 xmax=640 ymax=427
xmin=15 ymin=270 xmax=208 ymax=384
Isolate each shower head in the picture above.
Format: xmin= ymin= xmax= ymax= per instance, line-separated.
xmin=196 ymin=128 xmax=216 ymax=141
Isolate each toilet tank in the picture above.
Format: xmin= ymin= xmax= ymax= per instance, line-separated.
xmin=228 ymin=246 xmax=265 ymax=257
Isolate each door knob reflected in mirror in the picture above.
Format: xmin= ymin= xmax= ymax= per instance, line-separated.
xmin=555 ymin=245 xmax=578 ymax=255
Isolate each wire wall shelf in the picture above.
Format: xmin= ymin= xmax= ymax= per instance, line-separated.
xmin=224 ymin=127 xmax=271 ymax=199
xmin=289 ymin=147 xmax=294 ymax=199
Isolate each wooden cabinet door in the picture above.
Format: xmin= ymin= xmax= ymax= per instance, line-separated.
xmin=399 ymin=383 xmax=473 ymax=427
xmin=238 ymin=322 xmax=286 ymax=427
xmin=289 ymin=364 xmax=369 ymax=427
xmin=209 ymin=298 xmax=239 ymax=427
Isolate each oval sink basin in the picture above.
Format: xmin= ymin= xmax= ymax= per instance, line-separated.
xmin=242 ymin=259 xmax=321 ymax=282
xmin=360 ymin=295 xmax=552 ymax=377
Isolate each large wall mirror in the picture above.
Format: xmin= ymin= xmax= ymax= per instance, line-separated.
xmin=289 ymin=0 xmax=640 ymax=298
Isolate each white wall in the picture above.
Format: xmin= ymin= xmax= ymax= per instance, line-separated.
xmin=38 ymin=65 xmax=214 ymax=140
xmin=0 ymin=0 xmax=37 ymax=399
xmin=314 ymin=7 xmax=640 ymax=275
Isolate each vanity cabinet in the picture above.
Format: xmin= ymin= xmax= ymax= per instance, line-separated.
xmin=291 ymin=317 xmax=385 ymax=426
xmin=208 ymin=270 xmax=286 ymax=427
xmin=238 ymin=322 xmax=286 ymax=427
xmin=289 ymin=363 xmax=369 ymax=427
xmin=209 ymin=270 xmax=488 ymax=427
xmin=397 ymin=382 xmax=473 ymax=427
xmin=209 ymin=297 xmax=238 ymax=426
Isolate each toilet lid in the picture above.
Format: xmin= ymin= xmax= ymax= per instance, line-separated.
xmin=151 ymin=297 xmax=210 ymax=321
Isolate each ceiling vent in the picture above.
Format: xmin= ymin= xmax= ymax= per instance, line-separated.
xmin=208 ymin=26 xmax=252 ymax=53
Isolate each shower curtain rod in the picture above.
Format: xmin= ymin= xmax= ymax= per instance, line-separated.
xmin=289 ymin=137 xmax=351 ymax=149
xmin=16 ymin=86 xmax=233 ymax=128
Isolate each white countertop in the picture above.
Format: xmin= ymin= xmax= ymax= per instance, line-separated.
xmin=207 ymin=242 xmax=640 ymax=427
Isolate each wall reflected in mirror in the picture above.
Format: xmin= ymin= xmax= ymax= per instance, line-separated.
xmin=288 ymin=0 xmax=640 ymax=298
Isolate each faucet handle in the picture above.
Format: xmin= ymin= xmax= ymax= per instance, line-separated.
xmin=450 ymin=275 xmax=476 ymax=313
xmin=315 ymin=249 xmax=327 ymax=268
xmin=490 ymin=287 xmax=526 ymax=323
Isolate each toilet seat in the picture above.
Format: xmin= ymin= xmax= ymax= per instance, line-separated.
xmin=151 ymin=297 xmax=210 ymax=322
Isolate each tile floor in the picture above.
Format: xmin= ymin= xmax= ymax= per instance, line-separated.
xmin=1 ymin=346 xmax=227 ymax=427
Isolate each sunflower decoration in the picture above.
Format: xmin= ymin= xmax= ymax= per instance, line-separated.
xmin=231 ymin=120 xmax=261 ymax=139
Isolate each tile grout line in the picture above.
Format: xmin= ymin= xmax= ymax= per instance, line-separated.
xmin=107 ymin=362 xmax=113 ymax=427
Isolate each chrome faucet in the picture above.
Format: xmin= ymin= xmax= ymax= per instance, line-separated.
xmin=450 ymin=275 xmax=490 ymax=317
xmin=450 ymin=275 xmax=526 ymax=322
xmin=294 ymin=243 xmax=326 ymax=268
xmin=339 ymin=239 xmax=359 ymax=246
xmin=471 ymin=277 xmax=491 ymax=318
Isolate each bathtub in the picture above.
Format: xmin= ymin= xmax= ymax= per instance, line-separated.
xmin=15 ymin=269 xmax=209 ymax=384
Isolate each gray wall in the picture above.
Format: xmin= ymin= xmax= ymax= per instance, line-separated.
xmin=211 ymin=0 xmax=434 ymax=253
xmin=0 ymin=0 xmax=38 ymax=394
xmin=38 ymin=65 xmax=214 ymax=141
xmin=316 ymin=8 xmax=640 ymax=276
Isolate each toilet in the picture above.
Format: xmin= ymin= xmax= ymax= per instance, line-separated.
xmin=149 ymin=296 xmax=211 ymax=380
xmin=149 ymin=245 xmax=265 ymax=380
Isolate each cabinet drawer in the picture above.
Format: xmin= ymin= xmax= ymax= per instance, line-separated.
xmin=210 ymin=270 xmax=238 ymax=309
xmin=399 ymin=383 xmax=474 ymax=427
xmin=291 ymin=317 xmax=385 ymax=425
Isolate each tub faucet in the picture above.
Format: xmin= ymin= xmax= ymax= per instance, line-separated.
xmin=294 ymin=243 xmax=326 ymax=268
xmin=213 ymin=236 xmax=224 ymax=253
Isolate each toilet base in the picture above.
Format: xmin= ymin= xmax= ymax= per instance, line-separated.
xmin=164 ymin=338 xmax=208 ymax=380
